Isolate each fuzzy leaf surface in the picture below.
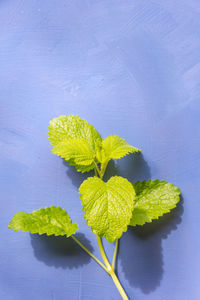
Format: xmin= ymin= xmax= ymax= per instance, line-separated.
xmin=8 ymin=206 xmax=78 ymax=237
xmin=130 ymin=180 xmax=181 ymax=226
xmin=79 ymin=176 xmax=136 ymax=243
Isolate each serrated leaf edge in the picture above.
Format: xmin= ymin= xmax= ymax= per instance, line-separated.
xmin=130 ymin=179 xmax=181 ymax=226
xmin=102 ymin=134 xmax=142 ymax=160
xmin=8 ymin=206 xmax=79 ymax=237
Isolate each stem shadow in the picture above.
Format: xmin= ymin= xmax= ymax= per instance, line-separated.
xmin=30 ymin=232 xmax=93 ymax=269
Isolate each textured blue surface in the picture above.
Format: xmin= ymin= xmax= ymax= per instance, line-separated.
xmin=0 ymin=1 xmax=200 ymax=299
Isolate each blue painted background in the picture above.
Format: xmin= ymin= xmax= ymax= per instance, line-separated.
xmin=0 ymin=1 xmax=200 ymax=299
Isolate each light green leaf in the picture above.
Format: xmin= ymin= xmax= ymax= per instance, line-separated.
xmin=79 ymin=176 xmax=136 ymax=243
xmin=48 ymin=115 xmax=102 ymax=150
xmin=67 ymin=159 xmax=95 ymax=173
xmin=130 ymin=180 xmax=181 ymax=226
xmin=52 ymin=139 xmax=95 ymax=166
xmin=48 ymin=115 xmax=102 ymax=172
xmin=97 ymin=135 xmax=141 ymax=163
xmin=8 ymin=206 xmax=78 ymax=237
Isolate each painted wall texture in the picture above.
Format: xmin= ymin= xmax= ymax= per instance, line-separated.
xmin=0 ymin=1 xmax=200 ymax=299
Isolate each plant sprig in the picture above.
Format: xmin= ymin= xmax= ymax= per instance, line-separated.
xmin=8 ymin=115 xmax=181 ymax=300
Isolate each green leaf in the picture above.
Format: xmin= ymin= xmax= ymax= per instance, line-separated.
xmin=130 ymin=180 xmax=181 ymax=226
xmin=48 ymin=115 xmax=102 ymax=172
xmin=67 ymin=159 xmax=95 ymax=173
xmin=52 ymin=139 xmax=95 ymax=166
xmin=8 ymin=206 xmax=78 ymax=237
xmin=48 ymin=115 xmax=102 ymax=149
xmin=97 ymin=135 xmax=141 ymax=163
xmin=79 ymin=176 xmax=136 ymax=243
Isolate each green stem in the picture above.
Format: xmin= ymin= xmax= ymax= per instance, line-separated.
xmin=100 ymin=160 xmax=109 ymax=179
xmin=96 ymin=235 xmax=112 ymax=271
xmin=96 ymin=235 xmax=129 ymax=300
xmin=94 ymin=161 xmax=101 ymax=177
xmin=110 ymin=271 xmax=129 ymax=300
xmin=112 ymin=239 xmax=118 ymax=270
xmin=94 ymin=160 xmax=128 ymax=298
xmin=71 ymin=236 xmax=108 ymax=273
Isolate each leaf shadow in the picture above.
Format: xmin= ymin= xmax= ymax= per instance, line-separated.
xmin=104 ymin=153 xmax=151 ymax=182
xmin=119 ymin=195 xmax=184 ymax=294
xmin=61 ymin=153 xmax=183 ymax=294
xmin=63 ymin=160 xmax=94 ymax=189
xmin=30 ymin=233 xmax=93 ymax=269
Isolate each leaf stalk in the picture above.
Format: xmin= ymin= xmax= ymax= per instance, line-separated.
xmin=96 ymin=235 xmax=129 ymax=300
xmin=71 ymin=236 xmax=108 ymax=273
xmin=112 ymin=239 xmax=119 ymax=270
xmin=94 ymin=161 xmax=101 ymax=177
